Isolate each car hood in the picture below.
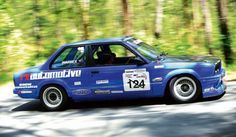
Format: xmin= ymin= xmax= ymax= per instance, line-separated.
xmin=163 ymin=56 xmax=220 ymax=64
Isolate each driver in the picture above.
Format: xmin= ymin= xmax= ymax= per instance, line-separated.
xmin=103 ymin=52 xmax=116 ymax=64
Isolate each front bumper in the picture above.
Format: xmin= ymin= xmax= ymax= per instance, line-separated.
xmin=201 ymin=69 xmax=226 ymax=98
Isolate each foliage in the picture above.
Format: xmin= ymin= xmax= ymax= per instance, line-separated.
xmin=0 ymin=0 xmax=235 ymax=84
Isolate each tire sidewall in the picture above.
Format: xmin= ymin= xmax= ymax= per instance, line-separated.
xmin=169 ymin=76 xmax=201 ymax=103
xmin=40 ymin=85 xmax=68 ymax=111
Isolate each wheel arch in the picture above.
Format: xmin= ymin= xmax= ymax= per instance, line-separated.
xmin=36 ymin=79 xmax=71 ymax=99
xmin=163 ymin=70 xmax=202 ymax=98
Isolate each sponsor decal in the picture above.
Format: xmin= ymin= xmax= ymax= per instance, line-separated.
xmin=20 ymin=74 xmax=30 ymax=81
xmin=73 ymin=89 xmax=91 ymax=95
xmin=20 ymin=91 xmax=32 ymax=94
xmin=20 ymin=69 xmax=81 ymax=81
xmin=74 ymin=81 xmax=81 ymax=86
xmin=154 ymin=65 xmax=164 ymax=69
xmin=62 ymin=60 xmax=77 ymax=65
xmin=77 ymin=47 xmax=84 ymax=52
xmin=123 ymin=69 xmax=150 ymax=91
xmin=95 ymin=90 xmax=110 ymax=94
xmin=111 ymin=90 xmax=123 ymax=94
xmin=204 ymin=87 xmax=215 ymax=93
xmin=133 ymin=39 xmax=143 ymax=45
xmin=96 ymin=80 xmax=109 ymax=84
xmin=125 ymin=69 xmax=146 ymax=73
xmin=125 ymin=74 xmax=133 ymax=79
xmin=152 ymin=77 xmax=163 ymax=82
xmin=15 ymin=83 xmax=38 ymax=89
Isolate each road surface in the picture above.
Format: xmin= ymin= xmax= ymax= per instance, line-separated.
xmin=0 ymin=82 xmax=236 ymax=137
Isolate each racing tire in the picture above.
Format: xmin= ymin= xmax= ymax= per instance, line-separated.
xmin=40 ymin=85 xmax=68 ymax=111
xmin=169 ymin=76 xmax=201 ymax=103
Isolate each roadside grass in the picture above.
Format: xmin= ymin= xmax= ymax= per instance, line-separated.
xmin=225 ymin=65 xmax=236 ymax=81
xmin=0 ymin=73 xmax=12 ymax=86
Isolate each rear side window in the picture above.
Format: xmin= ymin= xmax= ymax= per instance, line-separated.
xmin=51 ymin=46 xmax=86 ymax=69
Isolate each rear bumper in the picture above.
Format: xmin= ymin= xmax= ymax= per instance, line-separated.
xmin=13 ymin=88 xmax=38 ymax=99
xmin=201 ymin=69 xmax=226 ymax=98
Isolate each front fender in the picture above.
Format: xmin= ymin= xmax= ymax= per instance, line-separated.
xmin=163 ymin=69 xmax=201 ymax=86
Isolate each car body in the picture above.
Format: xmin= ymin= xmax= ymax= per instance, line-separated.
xmin=13 ymin=36 xmax=226 ymax=110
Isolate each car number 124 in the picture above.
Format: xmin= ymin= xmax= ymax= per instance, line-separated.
xmin=123 ymin=69 xmax=151 ymax=91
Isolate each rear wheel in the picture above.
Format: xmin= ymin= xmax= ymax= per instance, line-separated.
xmin=40 ymin=86 xmax=68 ymax=111
xmin=169 ymin=76 xmax=200 ymax=103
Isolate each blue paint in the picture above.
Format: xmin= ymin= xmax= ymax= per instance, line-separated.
xmin=13 ymin=36 xmax=225 ymax=102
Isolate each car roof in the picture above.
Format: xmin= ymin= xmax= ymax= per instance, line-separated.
xmin=65 ymin=36 xmax=133 ymax=46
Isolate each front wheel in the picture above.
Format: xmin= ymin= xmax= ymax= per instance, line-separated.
xmin=40 ymin=86 xmax=68 ymax=111
xmin=169 ymin=76 xmax=201 ymax=103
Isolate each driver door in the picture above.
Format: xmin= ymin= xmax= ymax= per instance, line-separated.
xmin=87 ymin=43 xmax=153 ymax=100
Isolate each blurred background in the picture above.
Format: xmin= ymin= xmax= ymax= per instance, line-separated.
xmin=0 ymin=0 xmax=235 ymax=84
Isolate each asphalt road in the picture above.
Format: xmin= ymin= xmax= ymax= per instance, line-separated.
xmin=0 ymin=82 xmax=236 ymax=137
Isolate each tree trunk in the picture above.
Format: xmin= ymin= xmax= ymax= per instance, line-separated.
xmin=121 ymin=0 xmax=132 ymax=36
xmin=182 ymin=0 xmax=192 ymax=44
xmin=154 ymin=0 xmax=163 ymax=38
xmin=200 ymin=0 xmax=213 ymax=55
xmin=53 ymin=0 xmax=63 ymax=43
xmin=217 ymin=0 xmax=234 ymax=64
xmin=182 ymin=0 xmax=191 ymax=26
xmin=32 ymin=0 xmax=42 ymax=58
xmin=140 ymin=1 xmax=148 ymax=34
xmin=192 ymin=0 xmax=201 ymax=29
xmin=81 ymin=0 xmax=90 ymax=40
xmin=192 ymin=0 xmax=201 ymax=47
xmin=73 ymin=0 xmax=82 ymax=38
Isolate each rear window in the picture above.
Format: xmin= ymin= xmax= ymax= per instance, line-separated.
xmin=51 ymin=46 xmax=86 ymax=69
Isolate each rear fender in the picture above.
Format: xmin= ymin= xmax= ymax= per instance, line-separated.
xmin=36 ymin=79 xmax=71 ymax=98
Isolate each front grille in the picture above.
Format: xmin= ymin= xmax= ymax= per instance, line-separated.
xmin=214 ymin=60 xmax=221 ymax=73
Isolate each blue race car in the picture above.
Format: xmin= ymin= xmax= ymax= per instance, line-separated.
xmin=13 ymin=36 xmax=226 ymax=110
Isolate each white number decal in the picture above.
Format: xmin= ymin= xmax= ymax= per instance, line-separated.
xmin=123 ymin=69 xmax=150 ymax=91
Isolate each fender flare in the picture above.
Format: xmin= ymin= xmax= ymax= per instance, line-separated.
xmin=36 ymin=79 xmax=71 ymax=98
xmin=163 ymin=69 xmax=201 ymax=88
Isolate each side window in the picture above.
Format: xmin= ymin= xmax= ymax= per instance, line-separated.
xmin=109 ymin=45 xmax=135 ymax=58
xmin=93 ymin=47 xmax=102 ymax=60
xmin=51 ymin=46 xmax=86 ymax=69
xmin=92 ymin=44 xmax=137 ymax=66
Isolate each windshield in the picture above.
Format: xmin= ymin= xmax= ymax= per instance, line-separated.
xmin=127 ymin=38 xmax=159 ymax=61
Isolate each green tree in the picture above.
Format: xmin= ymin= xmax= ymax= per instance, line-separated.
xmin=201 ymin=0 xmax=213 ymax=54
xmin=154 ymin=0 xmax=163 ymax=38
xmin=217 ymin=0 xmax=234 ymax=64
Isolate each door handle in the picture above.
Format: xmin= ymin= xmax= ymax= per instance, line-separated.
xmin=91 ymin=71 xmax=99 ymax=74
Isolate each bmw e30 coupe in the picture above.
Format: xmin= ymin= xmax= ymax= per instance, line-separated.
xmin=13 ymin=36 xmax=226 ymax=110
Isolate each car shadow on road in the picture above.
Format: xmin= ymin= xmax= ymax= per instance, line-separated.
xmin=11 ymin=98 xmax=167 ymax=112
xmin=11 ymin=93 xmax=225 ymax=112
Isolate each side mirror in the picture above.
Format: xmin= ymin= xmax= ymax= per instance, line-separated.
xmin=160 ymin=51 xmax=168 ymax=56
